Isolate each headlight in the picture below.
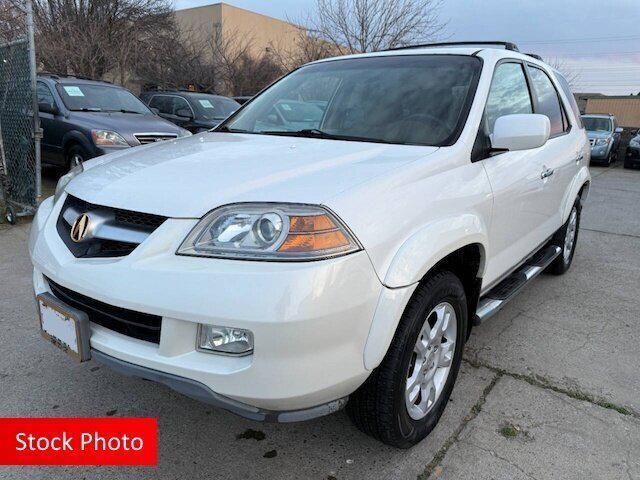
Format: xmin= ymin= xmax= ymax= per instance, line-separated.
xmin=91 ymin=129 xmax=129 ymax=146
xmin=53 ymin=162 xmax=84 ymax=204
xmin=595 ymin=138 xmax=610 ymax=146
xmin=177 ymin=203 xmax=361 ymax=261
xmin=630 ymin=138 xmax=640 ymax=148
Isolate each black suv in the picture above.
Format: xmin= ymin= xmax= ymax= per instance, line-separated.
xmin=140 ymin=91 xmax=240 ymax=133
xmin=37 ymin=75 xmax=190 ymax=169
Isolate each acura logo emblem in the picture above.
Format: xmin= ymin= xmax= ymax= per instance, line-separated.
xmin=70 ymin=213 xmax=91 ymax=243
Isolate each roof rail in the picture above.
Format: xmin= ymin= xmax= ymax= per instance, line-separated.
xmin=526 ymin=53 xmax=543 ymax=60
xmin=36 ymin=71 xmax=112 ymax=83
xmin=387 ymin=41 xmax=520 ymax=52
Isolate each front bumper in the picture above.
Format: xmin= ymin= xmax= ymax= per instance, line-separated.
xmin=626 ymin=146 xmax=640 ymax=165
xmin=29 ymin=195 xmax=404 ymax=417
xmin=589 ymin=143 xmax=612 ymax=161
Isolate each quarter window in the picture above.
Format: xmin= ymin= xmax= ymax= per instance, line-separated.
xmin=529 ymin=67 xmax=566 ymax=136
xmin=485 ymin=63 xmax=533 ymax=134
xmin=171 ymin=96 xmax=191 ymax=116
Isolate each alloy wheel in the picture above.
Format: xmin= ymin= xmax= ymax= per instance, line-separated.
xmin=563 ymin=207 xmax=578 ymax=263
xmin=405 ymin=302 xmax=457 ymax=420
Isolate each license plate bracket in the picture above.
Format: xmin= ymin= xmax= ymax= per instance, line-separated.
xmin=37 ymin=292 xmax=91 ymax=362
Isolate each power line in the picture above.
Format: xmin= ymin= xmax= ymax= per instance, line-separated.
xmin=519 ymin=34 xmax=640 ymax=45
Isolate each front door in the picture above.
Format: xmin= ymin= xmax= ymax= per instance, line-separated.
xmin=480 ymin=62 xmax=551 ymax=287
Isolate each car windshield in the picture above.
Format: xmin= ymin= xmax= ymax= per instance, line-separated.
xmin=582 ymin=116 xmax=612 ymax=132
xmin=220 ymin=55 xmax=482 ymax=146
xmin=192 ymin=95 xmax=240 ymax=120
xmin=56 ymin=84 xmax=151 ymax=114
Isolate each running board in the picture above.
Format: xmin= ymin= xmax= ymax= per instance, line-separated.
xmin=473 ymin=245 xmax=561 ymax=325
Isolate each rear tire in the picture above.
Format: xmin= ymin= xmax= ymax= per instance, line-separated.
xmin=347 ymin=271 xmax=468 ymax=448
xmin=546 ymin=199 xmax=581 ymax=275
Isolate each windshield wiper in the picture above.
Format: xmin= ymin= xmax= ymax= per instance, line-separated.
xmin=104 ymin=109 xmax=143 ymax=114
xmin=261 ymin=129 xmax=389 ymax=144
xmin=71 ymin=107 xmax=102 ymax=112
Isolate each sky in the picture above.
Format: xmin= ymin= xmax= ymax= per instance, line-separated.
xmin=173 ymin=0 xmax=640 ymax=95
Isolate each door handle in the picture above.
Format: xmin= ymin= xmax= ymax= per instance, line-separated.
xmin=541 ymin=167 xmax=554 ymax=179
xmin=575 ymin=154 xmax=584 ymax=164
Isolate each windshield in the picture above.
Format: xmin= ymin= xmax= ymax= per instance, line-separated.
xmin=220 ymin=55 xmax=482 ymax=146
xmin=192 ymin=95 xmax=240 ymax=120
xmin=56 ymin=84 xmax=151 ymax=113
xmin=582 ymin=116 xmax=612 ymax=132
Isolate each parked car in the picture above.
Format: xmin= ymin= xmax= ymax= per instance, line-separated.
xmin=140 ymin=91 xmax=240 ymax=133
xmin=30 ymin=42 xmax=590 ymax=448
xmin=625 ymin=132 xmax=640 ymax=169
xmin=36 ymin=75 xmax=191 ymax=170
xmin=581 ymin=113 xmax=623 ymax=166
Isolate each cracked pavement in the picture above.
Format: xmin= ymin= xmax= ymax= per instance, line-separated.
xmin=0 ymin=164 xmax=639 ymax=479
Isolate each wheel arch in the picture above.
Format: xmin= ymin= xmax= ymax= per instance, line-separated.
xmin=363 ymin=242 xmax=485 ymax=371
xmin=62 ymin=131 xmax=93 ymax=159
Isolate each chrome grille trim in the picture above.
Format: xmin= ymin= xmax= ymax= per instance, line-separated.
xmin=134 ymin=132 xmax=178 ymax=145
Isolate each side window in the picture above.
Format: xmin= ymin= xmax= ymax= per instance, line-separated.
xmin=172 ymin=96 xmax=191 ymax=116
xmin=37 ymin=82 xmax=55 ymax=105
xmin=149 ymin=95 xmax=171 ymax=114
xmin=528 ymin=67 xmax=566 ymax=136
xmin=553 ymin=72 xmax=582 ymax=128
xmin=485 ymin=63 xmax=533 ymax=134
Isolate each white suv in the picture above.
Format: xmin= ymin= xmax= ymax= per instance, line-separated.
xmin=29 ymin=42 xmax=590 ymax=448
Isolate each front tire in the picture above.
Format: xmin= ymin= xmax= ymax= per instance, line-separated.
xmin=347 ymin=271 xmax=468 ymax=448
xmin=546 ymin=199 xmax=581 ymax=275
xmin=66 ymin=145 xmax=89 ymax=171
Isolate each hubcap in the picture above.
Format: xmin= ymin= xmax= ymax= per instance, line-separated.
xmin=563 ymin=208 xmax=578 ymax=262
xmin=405 ymin=302 xmax=457 ymax=420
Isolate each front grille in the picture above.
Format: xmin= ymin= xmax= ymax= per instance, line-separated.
xmin=134 ymin=133 xmax=178 ymax=145
xmin=47 ymin=278 xmax=162 ymax=344
xmin=58 ymin=195 xmax=166 ymax=258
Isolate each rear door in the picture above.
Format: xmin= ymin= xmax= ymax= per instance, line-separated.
xmin=526 ymin=64 xmax=580 ymax=234
xmin=480 ymin=61 xmax=550 ymax=286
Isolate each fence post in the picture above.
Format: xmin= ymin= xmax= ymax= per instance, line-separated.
xmin=25 ymin=0 xmax=41 ymax=201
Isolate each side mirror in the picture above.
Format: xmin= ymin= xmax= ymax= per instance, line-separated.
xmin=176 ymin=108 xmax=193 ymax=119
xmin=38 ymin=102 xmax=59 ymax=115
xmin=150 ymin=107 xmax=160 ymax=115
xmin=491 ymin=114 xmax=550 ymax=152
xmin=615 ymin=127 xmax=623 ymax=134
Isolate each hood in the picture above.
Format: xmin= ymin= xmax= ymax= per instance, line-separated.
xmin=66 ymin=132 xmax=438 ymax=218
xmin=71 ymin=112 xmax=184 ymax=137
xmin=587 ymin=130 xmax=612 ymax=139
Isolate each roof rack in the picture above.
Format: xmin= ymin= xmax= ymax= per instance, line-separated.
xmin=526 ymin=53 xmax=543 ymax=60
xmin=387 ymin=41 xmax=520 ymax=52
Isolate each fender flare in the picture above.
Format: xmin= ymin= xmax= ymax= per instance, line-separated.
xmin=562 ymin=166 xmax=590 ymax=222
xmin=383 ymin=214 xmax=489 ymax=288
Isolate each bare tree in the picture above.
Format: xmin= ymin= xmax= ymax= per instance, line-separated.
xmin=270 ymin=29 xmax=338 ymax=71
xmin=0 ymin=0 xmax=24 ymax=44
xmin=301 ymin=0 xmax=446 ymax=54
xmin=32 ymin=0 xmax=174 ymax=79
xmin=212 ymin=29 xmax=283 ymax=96
xmin=546 ymin=57 xmax=581 ymax=89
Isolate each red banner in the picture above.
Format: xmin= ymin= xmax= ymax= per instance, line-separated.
xmin=0 ymin=418 xmax=157 ymax=465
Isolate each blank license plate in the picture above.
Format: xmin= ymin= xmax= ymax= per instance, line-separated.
xmin=38 ymin=293 xmax=91 ymax=362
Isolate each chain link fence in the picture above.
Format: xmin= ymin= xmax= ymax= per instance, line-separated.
xmin=0 ymin=0 xmax=40 ymax=224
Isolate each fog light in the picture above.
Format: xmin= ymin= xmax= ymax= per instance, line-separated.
xmin=198 ymin=324 xmax=253 ymax=355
